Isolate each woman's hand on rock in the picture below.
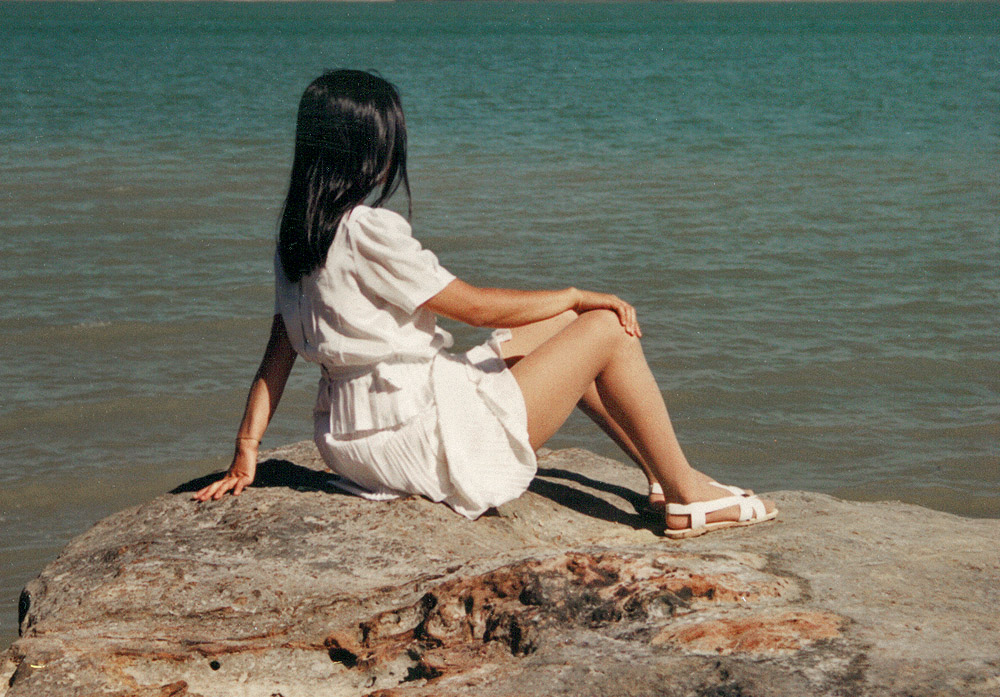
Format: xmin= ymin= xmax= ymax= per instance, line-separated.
xmin=572 ymin=289 xmax=641 ymax=337
xmin=193 ymin=444 xmax=258 ymax=501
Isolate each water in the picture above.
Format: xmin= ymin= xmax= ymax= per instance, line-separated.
xmin=1 ymin=1 xmax=997 ymax=647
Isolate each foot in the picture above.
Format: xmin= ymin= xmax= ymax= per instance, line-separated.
xmin=665 ymin=478 xmax=776 ymax=537
xmin=646 ymin=472 xmax=754 ymax=513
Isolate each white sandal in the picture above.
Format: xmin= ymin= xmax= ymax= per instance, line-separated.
xmin=645 ymin=480 xmax=753 ymax=515
xmin=664 ymin=494 xmax=778 ymax=539
xmin=708 ymin=481 xmax=753 ymax=497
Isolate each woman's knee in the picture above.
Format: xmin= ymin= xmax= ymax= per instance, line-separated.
xmin=573 ymin=309 xmax=639 ymax=349
xmin=504 ymin=310 xmax=580 ymax=363
xmin=553 ymin=309 xmax=579 ymax=329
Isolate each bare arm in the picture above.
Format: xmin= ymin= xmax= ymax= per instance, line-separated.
xmin=194 ymin=315 xmax=298 ymax=501
xmin=423 ymin=279 xmax=641 ymax=336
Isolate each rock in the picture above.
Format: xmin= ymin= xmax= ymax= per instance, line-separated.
xmin=2 ymin=443 xmax=998 ymax=697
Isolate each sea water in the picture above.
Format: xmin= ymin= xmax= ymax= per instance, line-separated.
xmin=1 ymin=1 xmax=997 ymax=645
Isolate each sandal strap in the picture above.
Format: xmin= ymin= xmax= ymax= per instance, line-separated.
xmin=652 ymin=481 xmax=749 ymax=497
xmin=710 ymin=482 xmax=748 ymax=497
xmin=736 ymin=495 xmax=766 ymax=522
xmin=667 ymin=494 xmax=767 ymax=530
xmin=667 ymin=495 xmax=746 ymax=530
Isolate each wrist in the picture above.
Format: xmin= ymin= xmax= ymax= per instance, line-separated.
xmin=235 ymin=436 xmax=260 ymax=451
xmin=566 ymin=287 xmax=582 ymax=312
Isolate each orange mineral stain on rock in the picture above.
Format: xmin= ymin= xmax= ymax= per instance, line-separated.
xmin=315 ymin=551 xmax=803 ymax=692
xmin=652 ymin=610 xmax=843 ymax=655
xmin=655 ymin=571 xmax=794 ymax=603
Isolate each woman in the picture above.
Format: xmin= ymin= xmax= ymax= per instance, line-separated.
xmin=194 ymin=70 xmax=777 ymax=538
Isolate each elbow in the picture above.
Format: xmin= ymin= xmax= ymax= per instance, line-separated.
xmin=465 ymin=304 xmax=493 ymax=328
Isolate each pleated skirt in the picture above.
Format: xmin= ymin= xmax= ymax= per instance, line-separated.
xmin=313 ymin=330 xmax=537 ymax=519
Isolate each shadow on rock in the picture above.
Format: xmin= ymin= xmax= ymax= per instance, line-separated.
xmin=537 ymin=466 xmax=647 ymax=511
xmin=174 ymin=461 xmax=654 ymax=531
xmin=170 ymin=458 xmax=347 ymax=495
xmin=529 ymin=467 xmax=651 ymax=531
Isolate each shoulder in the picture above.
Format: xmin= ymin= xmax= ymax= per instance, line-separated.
xmin=347 ymin=205 xmax=413 ymax=241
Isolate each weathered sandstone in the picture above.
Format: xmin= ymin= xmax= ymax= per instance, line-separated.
xmin=2 ymin=443 xmax=998 ymax=696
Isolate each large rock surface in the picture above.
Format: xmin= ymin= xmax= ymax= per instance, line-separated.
xmin=2 ymin=443 xmax=998 ymax=697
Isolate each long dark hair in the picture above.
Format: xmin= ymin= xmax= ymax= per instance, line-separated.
xmin=278 ymin=70 xmax=410 ymax=283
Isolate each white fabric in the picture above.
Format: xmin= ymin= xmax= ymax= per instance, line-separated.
xmin=275 ymin=205 xmax=537 ymax=519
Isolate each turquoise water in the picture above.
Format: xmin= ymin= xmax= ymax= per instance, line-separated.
xmin=1 ymin=1 xmax=997 ymax=646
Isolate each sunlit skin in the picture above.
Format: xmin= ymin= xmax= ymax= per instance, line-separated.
xmin=426 ymin=282 xmax=775 ymax=530
xmin=496 ymin=309 xmax=752 ymax=513
xmin=194 ymin=279 xmax=774 ymax=533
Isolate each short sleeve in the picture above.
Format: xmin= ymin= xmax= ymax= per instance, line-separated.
xmin=347 ymin=207 xmax=456 ymax=314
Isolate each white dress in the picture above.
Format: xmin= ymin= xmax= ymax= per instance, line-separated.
xmin=274 ymin=205 xmax=537 ymax=519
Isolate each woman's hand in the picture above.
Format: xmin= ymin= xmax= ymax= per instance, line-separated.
xmin=192 ymin=315 xmax=296 ymax=503
xmin=193 ymin=441 xmax=258 ymax=501
xmin=572 ymin=289 xmax=642 ymax=337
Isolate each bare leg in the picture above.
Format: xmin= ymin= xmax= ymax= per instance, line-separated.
xmin=501 ymin=313 xmax=655 ymax=477
xmin=501 ymin=312 xmax=748 ymax=511
xmin=504 ymin=310 xmax=774 ymax=530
